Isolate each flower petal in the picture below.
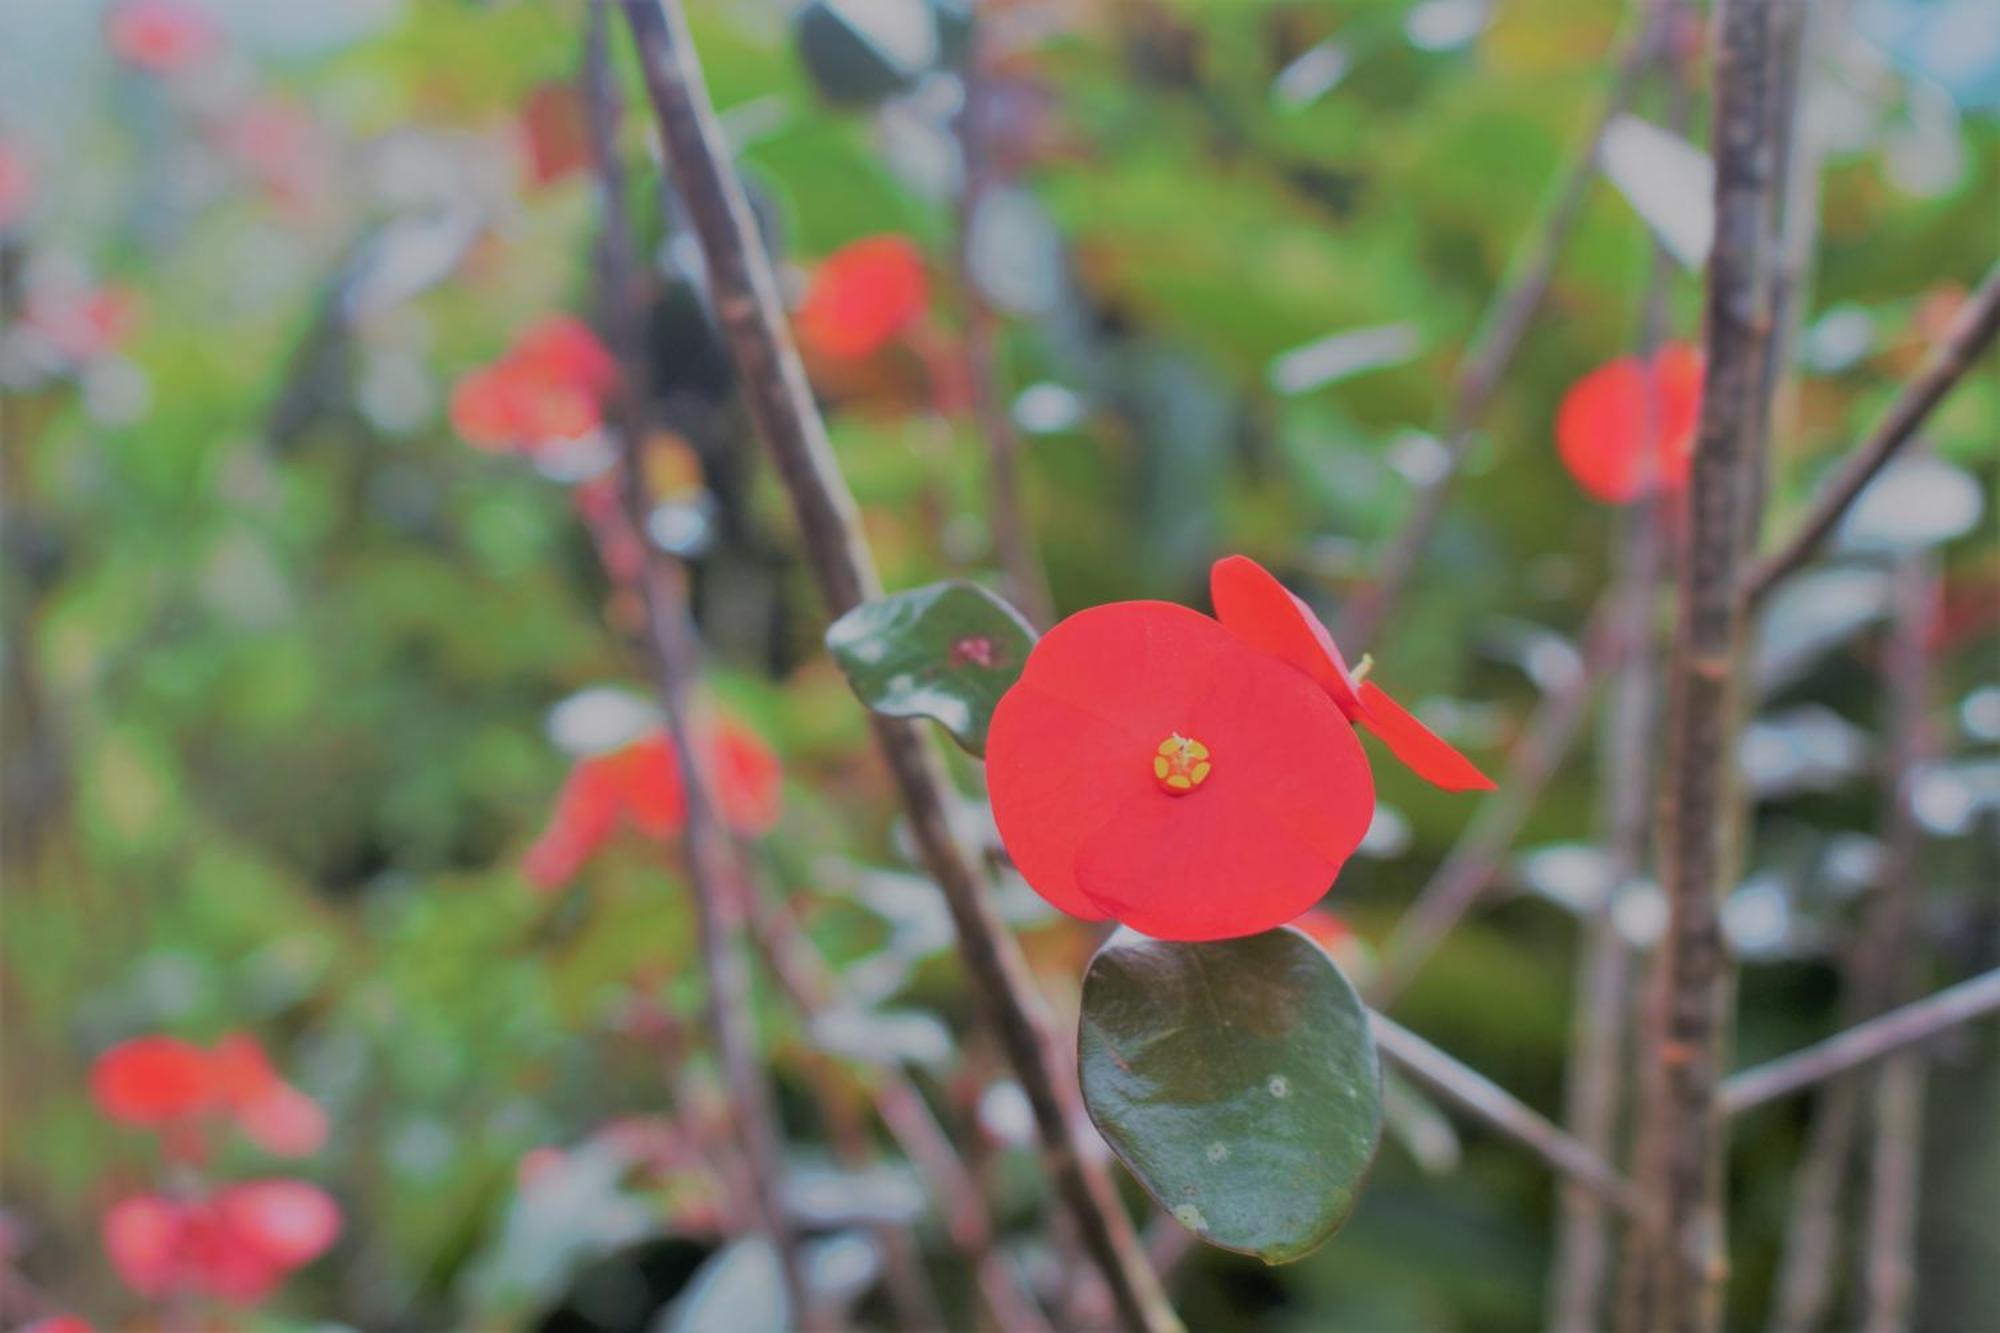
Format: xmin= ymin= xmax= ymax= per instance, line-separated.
xmin=1356 ymin=682 xmax=1494 ymax=791
xmin=1071 ymin=640 xmax=1373 ymax=941
xmin=1209 ymin=555 xmax=1361 ymax=714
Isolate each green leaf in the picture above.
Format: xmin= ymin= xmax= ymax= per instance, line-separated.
xmin=824 ymin=580 xmax=1035 ymax=756
xmin=1078 ymin=926 xmax=1382 ymax=1264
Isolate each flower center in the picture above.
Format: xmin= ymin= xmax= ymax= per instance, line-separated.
xmin=1152 ymin=733 xmax=1213 ymax=794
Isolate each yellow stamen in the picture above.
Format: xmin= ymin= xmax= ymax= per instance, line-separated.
xmin=1351 ymin=653 xmax=1375 ymax=684
xmin=1152 ymin=733 xmax=1213 ymax=794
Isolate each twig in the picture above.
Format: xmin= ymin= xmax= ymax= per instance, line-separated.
xmin=1623 ymin=3 xmax=1795 ymax=1326
xmin=1371 ymin=596 xmax=1627 ymax=1006
xmin=744 ymin=879 xmax=1056 ymax=1333
xmin=614 ymin=6 xmax=1176 ymax=1329
xmin=1744 ymin=262 xmax=2000 ymax=606
xmin=1721 ymin=970 xmax=2000 ymax=1116
xmin=1368 ymin=1013 xmax=1649 ymax=1221
xmin=954 ymin=15 xmax=1053 ymax=629
xmin=581 ymin=8 xmax=811 ymax=1321
xmin=1859 ymin=554 xmax=1934 ymax=1333
xmin=1335 ymin=3 xmax=1672 ymax=652
xmin=1548 ymin=170 xmax=1678 ymax=1328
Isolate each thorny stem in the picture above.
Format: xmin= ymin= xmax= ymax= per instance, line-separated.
xmin=1745 ymin=262 xmax=2000 ymax=606
xmin=1336 ymin=2 xmax=1673 ymax=653
xmin=955 ymin=12 xmax=1054 ymax=629
xmin=1722 ymin=969 xmax=2000 ymax=1116
xmin=1622 ymin=3 xmax=1796 ymax=1324
xmin=615 ymin=5 xmax=1177 ymax=1329
xmin=579 ymin=9 xmax=812 ymax=1323
xmin=1369 ymin=1013 xmax=1650 ymax=1222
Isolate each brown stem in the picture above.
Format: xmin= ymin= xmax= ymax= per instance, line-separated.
xmin=581 ymin=8 xmax=811 ymax=1320
xmin=615 ymin=6 xmax=1175 ymax=1328
xmin=1336 ymin=2 xmax=1672 ymax=652
xmin=1722 ymin=970 xmax=2000 ymax=1116
xmin=1622 ymin=2 xmax=1796 ymax=1326
xmin=1369 ymin=1014 xmax=1649 ymax=1221
xmin=1371 ymin=596 xmax=1627 ymax=1006
xmin=1745 ymin=262 xmax=2000 ymax=606
xmin=955 ymin=18 xmax=1053 ymax=629
xmin=1858 ymin=555 xmax=1935 ymax=1333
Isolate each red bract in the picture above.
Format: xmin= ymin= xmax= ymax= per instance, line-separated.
xmin=523 ymin=718 xmax=784 ymax=890
xmin=796 ymin=236 xmax=929 ymax=362
xmin=450 ymin=316 xmax=615 ymax=455
xmin=209 ymin=1035 xmax=330 ymax=1158
xmin=91 ymin=1037 xmax=214 ymax=1125
xmin=91 ymin=1034 xmax=326 ymax=1157
xmin=103 ymin=1181 xmax=339 ymax=1306
xmin=1555 ymin=342 xmax=1703 ymax=503
xmin=987 ymin=600 xmax=1374 ymax=941
xmin=1210 ymin=556 xmax=1494 ymax=792
xmin=106 ymin=0 xmax=219 ymax=73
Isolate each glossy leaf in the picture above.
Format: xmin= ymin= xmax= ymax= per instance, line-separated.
xmin=825 ymin=580 xmax=1035 ymax=755
xmin=1078 ymin=926 xmax=1382 ymax=1264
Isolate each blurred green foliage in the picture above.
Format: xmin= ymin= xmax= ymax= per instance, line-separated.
xmin=2 ymin=0 xmax=1996 ymax=1328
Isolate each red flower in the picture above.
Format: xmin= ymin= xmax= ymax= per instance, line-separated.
xmin=91 ymin=1035 xmax=326 ymax=1158
xmin=450 ymin=316 xmax=616 ymax=455
xmin=1555 ymin=342 xmax=1703 ymax=503
xmin=91 ymin=1037 xmax=214 ymax=1125
xmin=796 ymin=236 xmax=929 ymax=362
xmin=106 ymin=0 xmax=219 ymax=73
xmin=986 ymin=600 xmax=1374 ymax=941
xmin=524 ymin=718 xmax=784 ymax=890
xmin=23 ymin=1319 xmax=94 ymax=1333
xmin=1210 ymin=555 xmax=1494 ymax=792
xmin=209 ymin=1035 xmax=330 ymax=1158
xmin=103 ymin=1181 xmax=340 ymax=1306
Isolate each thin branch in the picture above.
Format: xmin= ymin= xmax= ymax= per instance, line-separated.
xmin=1372 ymin=595 xmax=1627 ymax=1006
xmin=1549 ymin=155 xmax=1679 ymax=1326
xmin=1623 ymin=2 xmax=1795 ymax=1326
xmin=1368 ymin=1013 xmax=1650 ymax=1221
xmin=1721 ymin=970 xmax=2000 ymax=1116
xmin=1335 ymin=3 xmax=1672 ymax=652
xmin=1744 ymin=261 xmax=2000 ymax=606
xmin=1859 ymin=553 xmax=1934 ymax=1333
xmin=614 ymin=6 xmax=1176 ymax=1329
xmin=955 ymin=15 xmax=1053 ymax=629
xmin=744 ymin=878 xmax=1056 ymax=1333
xmin=582 ymin=7 xmax=811 ymax=1320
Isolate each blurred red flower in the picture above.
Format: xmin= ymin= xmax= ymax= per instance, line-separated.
xmin=23 ymin=1319 xmax=93 ymax=1333
xmin=521 ymin=82 xmax=591 ymax=187
xmin=24 ymin=285 xmax=139 ymax=365
xmin=106 ymin=0 xmax=219 ymax=73
xmin=450 ymin=315 xmax=617 ymax=454
xmin=103 ymin=1181 xmax=340 ymax=1306
xmin=1210 ymin=555 xmax=1494 ymax=792
xmin=796 ymin=236 xmax=929 ymax=362
xmin=987 ymin=600 xmax=1374 ymax=941
xmin=1554 ymin=342 xmax=1703 ymax=503
xmin=524 ymin=718 xmax=784 ymax=889
xmin=90 ymin=1034 xmax=327 ymax=1157
xmin=91 ymin=1037 xmax=214 ymax=1125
